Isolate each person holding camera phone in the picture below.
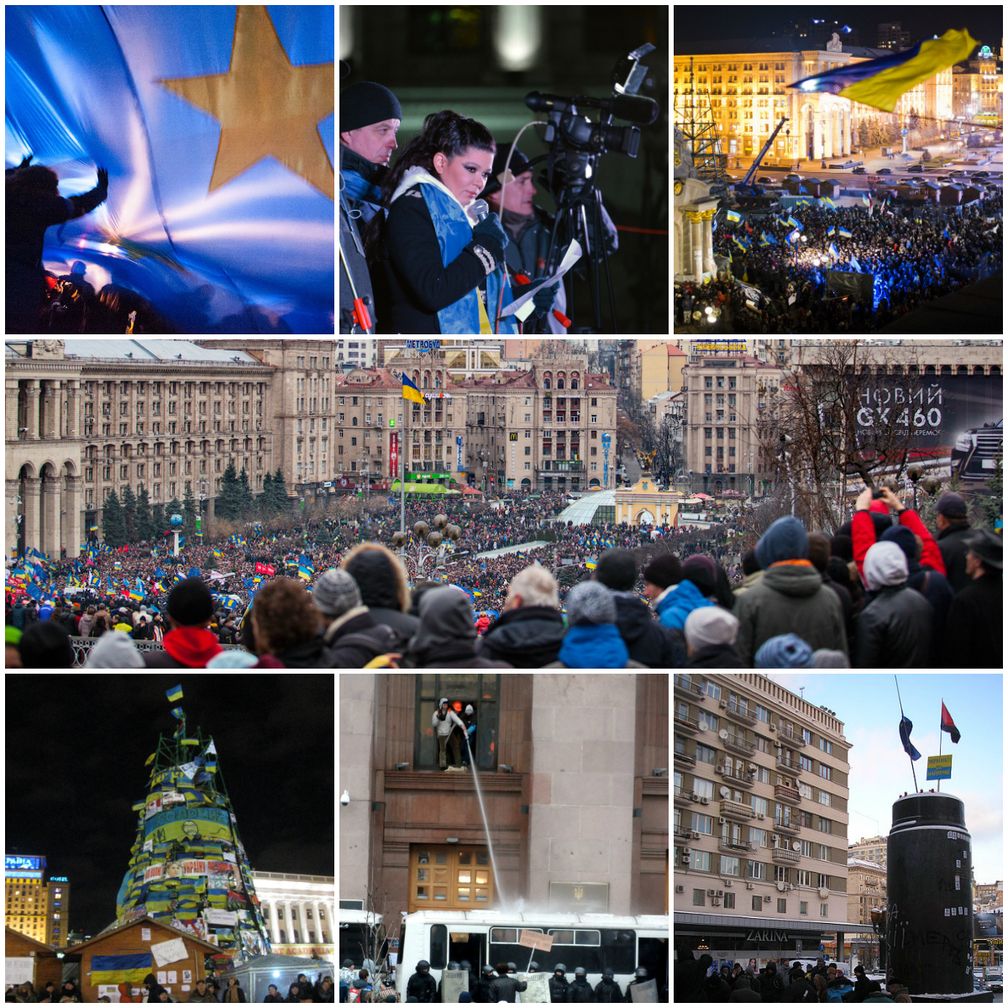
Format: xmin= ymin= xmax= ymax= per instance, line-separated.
xmin=366 ymin=110 xmax=519 ymax=334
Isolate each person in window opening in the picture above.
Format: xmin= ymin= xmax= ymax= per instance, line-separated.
xmin=432 ymin=697 xmax=465 ymax=771
xmin=366 ymin=110 xmax=520 ymax=334
xmin=460 ymin=703 xmax=477 ymax=768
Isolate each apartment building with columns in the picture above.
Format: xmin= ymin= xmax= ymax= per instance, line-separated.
xmin=252 ymin=870 xmax=335 ymax=958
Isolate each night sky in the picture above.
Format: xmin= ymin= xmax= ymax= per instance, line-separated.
xmin=5 ymin=674 xmax=334 ymax=936
xmin=674 ymin=6 xmax=1004 ymax=48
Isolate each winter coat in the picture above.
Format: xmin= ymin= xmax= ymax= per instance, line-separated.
xmin=855 ymin=585 xmax=933 ymax=668
xmin=547 ymin=623 xmax=646 ymax=669
xmin=549 ymin=974 xmax=571 ymax=1002
xmin=653 ymin=578 xmax=714 ymax=630
xmin=593 ymin=977 xmax=624 ymax=1002
xmin=404 ymin=588 xmax=512 ymax=668
xmin=323 ymin=607 xmax=398 ymax=668
xmin=490 ymin=975 xmax=528 ymax=1002
xmin=937 ymin=521 xmax=972 ymax=592
xmin=143 ymin=626 xmax=222 ymax=668
xmin=733 ymin=562 xmax=848 ymax=665
xmin=943 ymin=573 xmax=1002 ymax=668
xmin=339 ymin=146 xmax=378 ymax=334
xmin=614 ymin=593 xmax=686 ymax=667
xmin=273 ymin=634 xmax=337 ymax=669
xmin=406 ymin=971 xmax=437 ymax=1003
xmin=686 ymin=642 xmax=746 ymax=667
xmin=477 ymin=605 xmax=567 ymax=667
xmin=732 ymin=570 xmax=764 ymax=596
xmin=366 ymin=605 xmax=420 ymax=648
xmin=568 ymin=977 xmax=595 ymax=1001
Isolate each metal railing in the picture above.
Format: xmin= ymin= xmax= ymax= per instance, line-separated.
xmin=70 ymin=636 xmax=245 ymax=667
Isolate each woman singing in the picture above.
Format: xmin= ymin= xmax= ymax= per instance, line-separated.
xmin=369 ymin=110 xmax=518 ymax=334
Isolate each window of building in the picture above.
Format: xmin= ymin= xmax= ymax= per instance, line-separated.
xmin=414 ymin=675 xmax=499 ymax=770
xmin=819 ymin=738 xmax=833 ymax=755
xmin=797 ymin=870 xmax=811 ymax=887
xmin=753 ymin=704 xmax=770 ymax=723
xmin=752 ymin=896 xmax=762 ymax=912
xmin=720 ymin=855 xmax=740 ymax=877
xmin=698 ymin=711 xmax=719 ymax=733
xmin=723 ymin=892 xmax=735 ymax=909
xmin=695 ymin=743 xmax=716 ymax=764
xmin=800 ymin=901 xmax=808 ymax=916
xmin=774 ymin=866 xmax=787 ymax=883
xmin=818 ymin=816 xmax=831 ymax=833
xmin=802 ymin=728 xmax=812 ymax=745
xmin=751 ymin=795 xmax=767 ymax=816
xmin=690 ymin=850 xmax=711 ymax=872
xmin=818 ymin=791 xmax=831 ymax=807
xmin=819 ymin=844 xmax=829 ymax=861
xmin=820 ymin=903 xmax=829 ymax=917
xmin=691 ymin=813 xmax=714 ymax=835
xmin=777 ymin=898 xmax=787 ymax=913
xmin=693 ymin=778 xmax=714 ymax=801
xmin=409 ymin=844 xmax=493 ymax=912
xmin=749 ymin=828 xmax=767 ymax=850
xmin=693 ymin=889 xmax=706 ymax=907
xmin=799 ymin=755 xmax=813 ymax=772
xmin=747 ymin=861 xmax=765 ymax=881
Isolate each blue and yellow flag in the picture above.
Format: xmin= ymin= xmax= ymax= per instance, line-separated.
xmin=401 ymin=374 xmax=426 ymax=405
xmin=725 ymin=208 xmax=741 ymax=223
xmin=91 ymin=953 xmax=152 ymax=986
xmin=5 ymin=5 xmax=334 ymax=332
xmin=165 ymin=684 xmax=183 ymax=703
xmin=838 ymin=227 xmax=853 ymax=239
xmin=790 ymin=29 xmax=978 ymax=113
xmin=170 ymin=706 xmax=185 ymax=720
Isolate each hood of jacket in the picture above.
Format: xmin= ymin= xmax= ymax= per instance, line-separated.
xmin=654 ymin=577 xmax=714 ymax=628
xmin=162 ymin=626 xmax=222 ymax=667
xmin=557 ymin=622 xmax=629 ymax=669
xmin=761 ymin=562 xmax=828 ymax=598
xmin=481 ymin=605 xmax=565 ymax=657
xmin=408 ymin=587 xmax=477 ymax=663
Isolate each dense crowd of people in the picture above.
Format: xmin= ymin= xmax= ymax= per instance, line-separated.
xmin=5 ymin=483 xmax=1000 ymax=669
xmin=676 ymin=954 xmax=910 ymax=1003
xmin=676 ymin=188 xmax=1002 ymax=333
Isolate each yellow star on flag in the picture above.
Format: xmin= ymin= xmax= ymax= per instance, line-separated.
xmin=159 ymin=5 xmax=334 ymax=198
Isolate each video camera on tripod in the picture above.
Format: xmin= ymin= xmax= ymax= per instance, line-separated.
xmin=518 ymin=43 xmax=661 ymax=332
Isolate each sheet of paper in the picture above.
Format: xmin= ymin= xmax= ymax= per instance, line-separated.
xmin=151 ymin=936 xmax=188 ymax=967
xmin=499 ymin=240 xmax=582 ymax=319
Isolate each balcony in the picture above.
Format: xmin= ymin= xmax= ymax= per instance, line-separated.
xmin=721 ymin=701 xmax=756 ymax=727
xmin=771 ymin=845 xmax=801 ymax=865
xmin=776 ymin=754 xmax=801 ymax=775
xmin=674 ymin=675 xmax=707 ymax=700
xmin=718 ymin=838 xmax=754 ymax=855
xmin=775 ymin=819 xmax=800 ymax=835
xmin=674 ymin=712 xmax=700 ymax=735
xmin=775 ymin=783 xmax=801 ymax=805
xmin=777 ymin=727 xmax=809 ymax=749
xmin=676 ymin=750 xmax=696 ymax=768
xmin=723 ymin=733 xmax=755 ymax=757
xmin=718 ymin=765 xmax=754 ymax=790
xmin=720 ymin=799 xmax=755 ymax=822
xmin=673 ymin=826 xmax=694 ymax=842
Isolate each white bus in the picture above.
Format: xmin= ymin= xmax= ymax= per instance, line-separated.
xmin=395 ymin=909 xmax=669 ymax=998
xmin=339 ymin=908 xmax=386 ymax=970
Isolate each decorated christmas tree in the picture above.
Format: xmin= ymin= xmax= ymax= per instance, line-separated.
xmin=115 ymin=684 xmax=271 ymax=962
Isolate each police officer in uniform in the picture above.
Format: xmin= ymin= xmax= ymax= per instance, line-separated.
xmin=624 ymin=966 xmax=651 ymax=1002
xmin=568 ymin=966 xmax=595 ymax=1002
xmin=339 ymin=80 xmax=401 ymax=333
xmin=471 ymin=964 xmax=496 ymax=1003
xmin=593 ymin=967 xmax=623 ymax=1002
xmin=548 ymin=964 xmax=571 ymax=1002
xmin=405 ymin=959 xmax=437 ymax=1003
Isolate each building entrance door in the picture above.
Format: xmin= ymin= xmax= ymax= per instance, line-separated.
xmin=408 ymin=845 xmax=494 ymax=912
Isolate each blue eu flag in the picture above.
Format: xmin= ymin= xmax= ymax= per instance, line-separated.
xmin=5 ymin=5 xmax=334 ymax=332
xmin=899 ymin=715 xmax=921 ymax=761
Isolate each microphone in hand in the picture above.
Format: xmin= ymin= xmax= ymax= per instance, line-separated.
xmin=470 ymin=209 xmax=509 ymax=269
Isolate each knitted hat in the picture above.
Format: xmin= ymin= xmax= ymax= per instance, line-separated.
xmin=593 ymin=548 xmax=638 ymax=591
xmin=340 ymin=81 xmax=402 ymax=132
xmin=207 ymin=649 xmax=259 ymax=668
xmin=681 ymin=554 xmax=717 ymax=596
xmin=565 ymin=581 xmax=616 ymax=625
xmin=755 ymin=516 xmax=808 ymax=569
xmin=312 ymin=568 xmax=362 ymax=617
xmin=166 ymin=577 xmax=214 ymax=626
xmin=754 ymin=633 xmax=813 ymax=668
xmin=863 ymin=541 xmax=908 ymax=590
xmin=479 ymin=145 xmax=533 ymax=197
xmin=936 ymin=491 xmax=967 ymax=519
xmin=642 ymin=552 xmax=682 ymax=589
xmin=964 ymin=528 xmax=1002 ymax=570
xmin=84 ymin=630 xmax=144 ymax=668
xmin=684 ymin=606 xmax=740 ymax=649
xmin=880 ymin=524 xmax=920 ymax=563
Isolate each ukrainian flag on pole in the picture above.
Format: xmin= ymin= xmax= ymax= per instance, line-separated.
xmin=402 ymin=373 xmax=426 ymax=405
xmin=790 ymin=29 xmax=978 ymax=113
xmin=725 ymin=209 xmax=741 ymax=223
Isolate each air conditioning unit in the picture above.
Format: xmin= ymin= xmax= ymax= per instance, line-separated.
xmin=690 ymin=793 xmax=700 ymax=802
xmin=746 ymin=882 xmax=754 ymax=890
xmin=719 ymin=701 xmax=727 ymax=710
xmin=789 ymin=884 xmax=796 ymax=891
xmin=716 ymin=890 xmax=724 ymax=897
xmin=763 ymin=895 xmax=772 ymax=902
xmin=675 ymin=885 xmax=685 ymax=894
xmin=718 ymin=817 xmax=727 ymax=825
xmin=707 ymin=889 xmax=717 ymax=897
xmin=711 ymin=898 xmax=721 ymax=906
xmin=691 ymin=831 xmax=701 ymax=840
xmin=681 ymin=854 xmax=691 ymax=864
xmin=724 ymin=880 xmax=733 ymax=887
xmin=768 ymin=723 xmax=776 ymax=732
xmin=757 ymin=814 xmax=766 ymax=820
xmin=700 ymin=797 xmax=710 ymax=805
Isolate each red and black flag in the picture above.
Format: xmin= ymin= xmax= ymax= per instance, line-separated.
xmin=940 ymin=701 xmax=961 ymax=744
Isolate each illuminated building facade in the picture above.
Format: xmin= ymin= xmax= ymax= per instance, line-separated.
xmin=5 ymin=855 xmax=71 ymax=946
xmin=251 ymin=870 xmax=335 ymax=957
xmin=674 ymin=39 xmax=955 ymax=166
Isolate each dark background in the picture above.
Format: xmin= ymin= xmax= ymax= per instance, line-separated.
xmin=342 ymin=4 xmax=669 ymax=333
xmin=5 ymin=674 xmax=334 ymax=936
xmin=674 ymin=6 xmax=1004 ymax=48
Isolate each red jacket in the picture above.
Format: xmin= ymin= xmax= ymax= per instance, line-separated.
xmin=852 ymin=508 xmax=947 ymax=583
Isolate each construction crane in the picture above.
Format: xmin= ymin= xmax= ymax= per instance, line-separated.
xmin=739 ymin=117 xmax=790 ymax=187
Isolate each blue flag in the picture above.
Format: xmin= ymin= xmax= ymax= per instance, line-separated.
xmin=899 ymin=716 xmax=921 ymax=761
xmin=5 ymin=5 xmax=334 ymax=332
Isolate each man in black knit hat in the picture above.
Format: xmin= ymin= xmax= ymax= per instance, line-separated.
xmin=339 ymin=80 xmax=401 ymax=333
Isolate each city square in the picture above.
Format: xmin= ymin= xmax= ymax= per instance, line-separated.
xmin=674 ymin=7 xmax=1003 ymax=333
xmin=4 ymin=337 xmax=1002 ymax=669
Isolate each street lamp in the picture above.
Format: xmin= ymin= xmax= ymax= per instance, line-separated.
xmin=391 ymin=513 xmax=463 ymax=580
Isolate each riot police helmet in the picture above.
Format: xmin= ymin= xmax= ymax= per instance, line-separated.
xmin=574 ymin=967 xmax=586 ymax=978
xmin=634 ymin=966 xmax=649 ymax=979
xmin=482 ymin=964 xmax=495 ymax=976
xmin=417 ymin=960 xmax=430 ymax=973
xmin=529 ymin=962 xmax=540 ymax=972
xmin=554 ymin=964 xmax=567 ymax=974
xmin=506 ymin=962 xmax=517 ymax=974
xmin=602 ymin=968 xmax=615 ymax=980
xmin=448 ymin=961 xmax=460 ymax=971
